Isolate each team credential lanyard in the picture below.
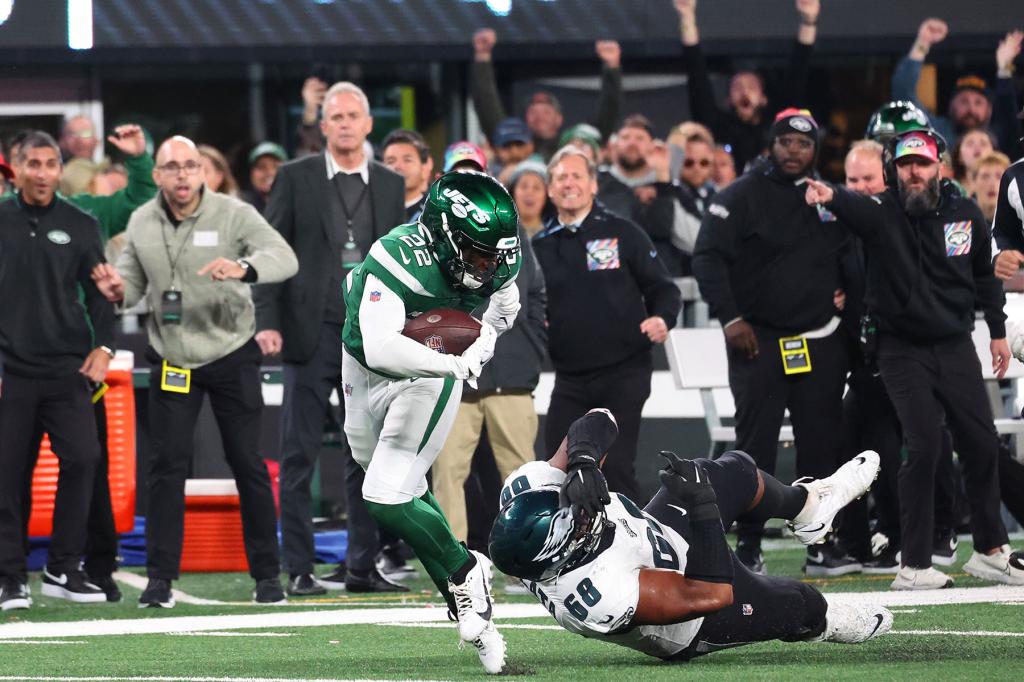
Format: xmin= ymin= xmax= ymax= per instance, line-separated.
xmin=160 ymin=219 xmax=198 ymax=325
xmin=333 ymin=177 xmax=368 ymax=269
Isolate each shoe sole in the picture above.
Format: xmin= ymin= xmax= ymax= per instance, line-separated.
xmin=138 ymin=599 xmax=175 ymax=609
xmin=287 ymin=588 xmax=328 ymax=597
xmin=805 ymin=564 xmax=863 ymax=577
xmin=253 ymin=598 xmax=289 ymax=605
xmin=890 ymin=578 xmax=954 ymax=591
xmin=318 ymin=580 xmax=347 ymax=591
xmin=0 ymin=598 xmax=31 ymax=611
xmin=40 ymin=583 xmax=107 ymax=603
xmin=793 ymin=451 xmax=881 ymax=546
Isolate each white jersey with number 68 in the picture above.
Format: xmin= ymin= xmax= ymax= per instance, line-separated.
xmin=499 ymin=461 xmax=703 ymax=658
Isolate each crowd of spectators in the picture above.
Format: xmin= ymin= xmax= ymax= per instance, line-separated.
xmin=1 ymin=2 xmax=1023 ymax=611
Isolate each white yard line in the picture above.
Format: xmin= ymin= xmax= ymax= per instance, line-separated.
xmin=0 ymin=640 xmax=87 ymax=645
xmin=167 ymin=632 xmax=294 ymax=637
xmin=0 ymin=678 xmax=445 ymax=682
xmin=2 ymin=587 xmax=1021 ymax=640
xmin=891 ymin=630 xmax=1024 ymax=637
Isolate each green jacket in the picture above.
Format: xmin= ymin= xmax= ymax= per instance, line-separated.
xmin=0 ymin=153 xmax=157 ymax=242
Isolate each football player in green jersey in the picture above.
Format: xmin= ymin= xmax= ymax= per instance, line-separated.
xmin=340 ymin=170 xmax=521 ymax=674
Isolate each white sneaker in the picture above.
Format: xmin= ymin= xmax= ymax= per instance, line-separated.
xmin=448 ymin=550 xmax=496 ymax=642
xmin=890 ymin=565 xmax=953 ymax=590
xmin=815 ymin=602 xmax=892 ymax=644
xmin=464 ymin=621 xmax=506 ymax=674
xmin=963 ymin=546 xmax=1024 ymax=585
xmin=790 ymin=450 xmax=881 ymax=545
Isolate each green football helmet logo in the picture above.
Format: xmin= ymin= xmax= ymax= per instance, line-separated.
xmin=866 ymin=101 xmax=931 ymax=142
xmin=419 ymin=171 xmax=520 ymax=292
xmin=489 ymin=488 xmax=608 ymax=582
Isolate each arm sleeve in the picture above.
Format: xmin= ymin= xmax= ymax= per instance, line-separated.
xmin=778 ymin=41 xmax=813 ymax=109
xmin=113 ymin=218 xmax=149 ymax=309
xmin=235 ymin=203 xmax=299 ymax=284
xmin=254 ymin=168 xmax=295 ymax=332
xmin=891 ymin=55 xmax=925 ymax=108
xmin=682 ymin=43 xmax=723 ymax=131
xmin=470 ymin=60 xmax=507 ymax=144
xmin=567 ymin=409 xmax=619 ymax=463
xmin=629 ymin=224 xmax=682 ymax=325
xmin=970 ymin=206 xmax=1007 ymax=339
xmin=78 ymin=223 xmax=117 ymax=349
xmin=525 ymin=240 xmax=548 ymax=355
xmin=635 ymin=183 xmax=678 ymax=243
xmin=992 ymin=77 xmax=1023 ymax=159
xmin=691 ymin=195 xmax=745 ymax=324
xmin=826 ymin=186 xmax=888 ymax=239
xmin=295 ymin=122 xmax=325 ymax=157
xmin=992 ymin=171 xmax=1024 ymax=255
xmin=359 ymin=275 xmax=469 ymax=379
xmin=593 ymin=65 xmax=623 ymax=142
xmin=69 ymin=153 xmax=158 ymax=241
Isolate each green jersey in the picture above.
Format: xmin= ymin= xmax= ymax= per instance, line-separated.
xmin=342 ymin=222 xmax=520 ymax=371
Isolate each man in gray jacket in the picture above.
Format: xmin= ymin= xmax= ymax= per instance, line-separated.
xmin=91 ymin=136 xmax=298 ymax=608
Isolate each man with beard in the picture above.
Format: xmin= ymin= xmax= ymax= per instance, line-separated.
xmin=805 ymin=129 xmax=1024 ymax=589
xmin=692 ymin=109 xmax=850 ymax=577
xmin=597 ymin=115 xmax=685 ymax=275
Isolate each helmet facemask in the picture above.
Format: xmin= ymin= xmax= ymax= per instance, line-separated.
xmin=432 ymin=211 xmax=516 ymax=291
xmin=529 ymin=503 xmax=608 ymax=581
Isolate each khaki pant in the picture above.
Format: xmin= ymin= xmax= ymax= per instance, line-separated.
xmin=432 ymin=392 xmax=537 ymax=541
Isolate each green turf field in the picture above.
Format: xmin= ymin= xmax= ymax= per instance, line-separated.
xmin=2 ymin=542 xmax=1022 ymax=681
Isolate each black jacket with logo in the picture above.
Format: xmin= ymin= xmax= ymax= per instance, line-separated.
xmin=0 ymin=194 xmax=115 ymax=377
xmin=532 ymin=201 xmax=681 ymax=375
xmin=692 ymin=165 xmax=850 ymax=335
xmin=827 ymin=185 xmax=1005 ymax=342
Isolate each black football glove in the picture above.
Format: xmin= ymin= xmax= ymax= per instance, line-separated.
xmin=560 ymin=458 xmax=611 ymax=519
xmin=658 ymin=451 xmax=718 ymax=521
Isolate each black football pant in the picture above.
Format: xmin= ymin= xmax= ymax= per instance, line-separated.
xmin=728 ymin=327 xmax=847 ymax=551
xmin=279 ymin=322 xmax=379 ymax=575
xmin=877 ymin=333 xmax=1008 ymax=569
xmin=145 ymin=340 xmax=280 ymax=581
xmin=545 ymin=356 xmax=652 ymax=504
xmin=0 ymin=372 xmax=99 ymax=583
xmin=646 ymin=451 xmax=827 ymax=660
xmin=21 ymin=398 xmax=119 ymax=580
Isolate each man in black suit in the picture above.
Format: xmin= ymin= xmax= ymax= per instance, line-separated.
xmin=255 ymin=82 xmax=407 ymax=596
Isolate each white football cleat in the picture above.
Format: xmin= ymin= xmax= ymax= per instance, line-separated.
xmin=815 ymin=602 xmax=892 ymax=644
xmin=890 ymin=565 xmax=954 ymax=591
xmin=448 ymin=550 xmax=496 ymax=642
xmin=963 ymin=546 xmax=1024 ymax=586
xmin=790 ymin=450 xmax=880 ymax=545
xmin=464 ymin=621 xmax=506 ymax=674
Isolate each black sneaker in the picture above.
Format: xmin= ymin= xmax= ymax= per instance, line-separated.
xmin=345 ymin=567 xmax=410 ymax=593
xmin=377 ymin=546 xmax=418 ymax=579
xmin=0 ymin=579 xmax=31 ymax=611
xmin=862 ymin=546 xmax=901 ymax=574
xmin=804 ymin=544 xmax=863 ymax=577
xmin=41 ymin=566 xmax=106 ymax=603
xmin=287 ymin=573 xmax=327 ymax=596
xmin=89 ymin=574 xmax=122 ymax=603
xmin=253 ymin=578 xmax=287 ymax=605
xmin=319 ymin=564 xmax=347 ymax=591
xmin=735 ymin=541 xmax=766 ymax=575
xmin=931 ymin=529 xmax=959 ymax=567
xmin=138 ymin=578 xmax=175 ymax=609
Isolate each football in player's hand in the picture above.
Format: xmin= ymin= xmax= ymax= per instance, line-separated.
xmin=402 ymin=308 xmax=481 ymax=355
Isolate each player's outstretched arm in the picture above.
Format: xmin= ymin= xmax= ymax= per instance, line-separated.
xmin=633 ymin=569 xmax=733 ymax=625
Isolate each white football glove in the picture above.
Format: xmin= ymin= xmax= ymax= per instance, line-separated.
xmin=482 ymin=283 xmax=520 ymax=335
xmin=453 ymin=321 xmax=497 ymax=387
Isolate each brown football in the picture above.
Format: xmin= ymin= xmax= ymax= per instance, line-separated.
xmin=402 ymin=308 xmax=481 ymax=356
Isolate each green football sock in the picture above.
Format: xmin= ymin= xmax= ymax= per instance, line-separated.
xmin=365 ymin=496 xmax=469 ymax=595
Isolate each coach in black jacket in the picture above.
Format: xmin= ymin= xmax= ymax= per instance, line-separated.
xmin=805 ymin=129 xmax=1019 ymax=589
xmin=535 ymin=145 xmax=681 ymax=504
xmin=254 ymin=82 xmax=406 ymax=596
xmin=692 ymin=110 xmax=849 ymax=575
xmin=0 ymin=132 xmax=115 ymax=607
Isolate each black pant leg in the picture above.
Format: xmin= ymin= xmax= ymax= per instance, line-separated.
xmin=205 ymin=342 xmax=282 ymax=581
xmin=0 ymin=374 xmax=43 ymax=583
xmin=84 ymin=398 xmax=119 ymax=579
xmin=672 ymin=553 xmax=828 ymax=660
xmin=20 ymin=421 xmax=45 ymax=558
xmin=933 ymin=336 xmax=1008 ymax=554
xmin=594 ymin=362 xmax=652 ymax=504
xmin=544 ymin=372 xmax=591 ymax=458
xmin=145 ymin=365 xmax=206 ymax=580
xmin=933 ymin=428 xmax=959 ymax=533
xmin=878 ymin=336 xmax=943 ymax=568
xmin=36 ymin=375 xmax=101 ymax=573
xmin=278 ymin=324 xmax=343 ymax=575
xmin=729 ymin=327 xmax=791 ymax=547
xmin=855 ymin=375 xmax=904 ymax=546
xmin=788 ymin=332 xmax=847 ymax=482
xmin=342 ymin=448 xmax=380 ymax=572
